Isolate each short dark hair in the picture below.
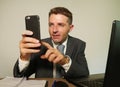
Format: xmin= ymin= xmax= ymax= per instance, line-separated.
xmin=49 ymin=7 xmax=73 ymax=25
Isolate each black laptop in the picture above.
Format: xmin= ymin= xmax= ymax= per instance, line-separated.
xmin=67 ymin=20 xmax=120 ymax=87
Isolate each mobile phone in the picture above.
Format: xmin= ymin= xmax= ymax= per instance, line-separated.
xmin=25 ymin=15 xmax=41 ymax=41
xmin=25 ymin=15 xmax=47 ymax=53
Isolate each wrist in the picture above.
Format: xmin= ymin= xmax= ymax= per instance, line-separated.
xmin=59 ymin=55 xmax=70 ymax=65
xmin=20 ymin=54 xmax=30 ymax=61
xmin=64 ymin=55 xmax=70 ymax=64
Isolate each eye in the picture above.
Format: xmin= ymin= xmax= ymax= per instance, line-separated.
xmin=49 ymin=23 xmax=53 ymax=27
xmin=58 ymin=23 xmax=65 ymax=27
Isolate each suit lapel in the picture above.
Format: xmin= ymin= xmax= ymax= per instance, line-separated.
xmin=43 ymin=37 xmax=74 ymax=58
xmin=65 ymin=36 xmax=74 ymax=59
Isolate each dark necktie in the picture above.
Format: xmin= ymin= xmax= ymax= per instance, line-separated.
xmin=56 ymin=44 xmax=65 ymax=78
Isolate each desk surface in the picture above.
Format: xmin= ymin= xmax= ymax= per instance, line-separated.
xmin=0 ymin=74 xmax=104 ymax=87
xmin=29 ymin=78 xmax=76 ymax=87
xmin=0 ymin=77 xmax=76 ymax=87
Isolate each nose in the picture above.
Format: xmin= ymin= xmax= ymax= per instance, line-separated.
xmin=53 ymin=25 xmax=58 ymax=33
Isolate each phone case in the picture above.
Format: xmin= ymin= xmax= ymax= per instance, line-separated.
xmin=25 ymin=15 xmax=41 ymax=41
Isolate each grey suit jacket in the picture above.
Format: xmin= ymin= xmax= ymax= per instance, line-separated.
xmin=13 ymin=35 xmax=89 ymax=79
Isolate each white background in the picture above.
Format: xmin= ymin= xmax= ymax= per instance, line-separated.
xmin=0 ymin=0 xmax=120 ymax=78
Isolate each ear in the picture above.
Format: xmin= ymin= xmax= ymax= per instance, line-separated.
xmin=69 ymin=24 xmax=74 ymax=32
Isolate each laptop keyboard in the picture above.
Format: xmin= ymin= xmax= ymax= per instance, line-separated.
xmin=68 ymin=74 xmax=104 ymax=87
xmin=79 ymin=78 xmax=104 ymax=87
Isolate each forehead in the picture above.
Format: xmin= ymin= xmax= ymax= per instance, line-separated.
xmin=49 ymin=14 xmax=68 ymax=23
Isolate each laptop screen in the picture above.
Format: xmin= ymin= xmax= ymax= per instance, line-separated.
xmin=103 ymin=20 xmax=120 ymax=87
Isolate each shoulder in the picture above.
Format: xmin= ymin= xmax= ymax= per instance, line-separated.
xmin=41 ymin=37 xmax=51 ymax=43
xmin=68 ymin=35 xmax=86 ymax=45
xmin=67 ymin=35 xmax=86 ymax=52
xmin=41 ymin=37 xmax=50 ymax=41
xmin=41 ymin=37 xmax=53 ymax=46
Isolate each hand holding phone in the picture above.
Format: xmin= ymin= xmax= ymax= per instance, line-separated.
xmin=25 ymin=15 xmax=47 ymax=54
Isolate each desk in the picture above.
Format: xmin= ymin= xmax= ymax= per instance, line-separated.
xmin=29 ymin=78 xmax=76 ymax=87
xmin=0 ymin=74 xmax=104 ymax=87
xmin=0 ymin=77 xmax=76 ymax=87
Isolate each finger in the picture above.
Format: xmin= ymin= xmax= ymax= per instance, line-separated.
xmin=23 ymin=42 xmax=41 ymax=48
xmin=41 ymin=41 xmax=53 ymax=49
xmin=22 ymin=37 xmax=40 ymax=44
xmin=41 ymin=55 xmax=46 ymax=59
xmin=20 ymin=41 xmax=41 ymax=54
xmin=53 ymin=55 xmax=63 ymax=63
xmin=40 ymin=49 xmax=53 ymax=59
xmin=22 ymin=30 xmax=33 ymax=37
xmin=22 ymin=48 xmax=40 ymax=54
xmin=48 ymin=54 xmax=57 ymax=62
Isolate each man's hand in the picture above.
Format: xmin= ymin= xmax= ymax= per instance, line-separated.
xmin=41 ymin=42 xmax=69 ymax=65
xmin=19 ymin=30 xmax=41 ymax=61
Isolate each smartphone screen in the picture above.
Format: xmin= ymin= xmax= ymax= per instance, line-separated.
xmin=25 ymin=15 xmax=41 ymax=41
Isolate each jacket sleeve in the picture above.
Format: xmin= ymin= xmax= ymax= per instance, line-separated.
xmin=13 ymin=58 xmax=36 ymax=78
xmin=13 ymin=60 xmax=27 ymax=77
xmin=13 ymin=44 xmax=49 ymax=78
xmin=65 ymin=41 xmax=89 ymax=79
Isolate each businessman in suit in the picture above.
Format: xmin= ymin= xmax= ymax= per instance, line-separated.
xmin=13 ymin=7 xmax=89 ymax=79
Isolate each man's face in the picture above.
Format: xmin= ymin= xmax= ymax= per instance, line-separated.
xmin=49 ymin=14 xmax=73 ymax=44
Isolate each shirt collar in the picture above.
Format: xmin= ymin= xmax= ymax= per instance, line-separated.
xmin=52 ymin=37 xmax=68 ymax=48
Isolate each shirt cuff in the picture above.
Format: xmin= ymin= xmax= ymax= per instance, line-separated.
xmin=18 ymin=58 xmax=30 ymax=72
xmin=62 ymin=55 xmax=72 ymax=72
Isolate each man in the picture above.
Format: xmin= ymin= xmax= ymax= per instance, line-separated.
xmin=13 ymin=7 xmax=89 ymax=79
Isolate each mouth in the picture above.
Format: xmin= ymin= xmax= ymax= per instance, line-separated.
xmin=52 ymin=35 xmax=60 ymax=38
xmin=52 ymin=35 xmax=60 ymax=39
